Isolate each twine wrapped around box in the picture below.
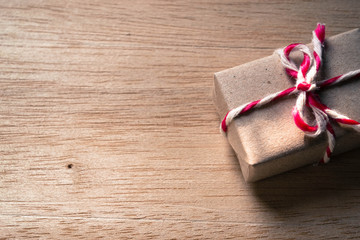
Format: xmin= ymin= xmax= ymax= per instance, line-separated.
xmin=220 ymin=24 xmax=360 ymax=164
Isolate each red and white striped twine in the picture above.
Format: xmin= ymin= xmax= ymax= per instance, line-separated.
xmin=221 ymin=24 xmax=360 ymax=164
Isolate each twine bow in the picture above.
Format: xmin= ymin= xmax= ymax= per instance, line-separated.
xmin=221 ymin=24 xmax=360 ymax=164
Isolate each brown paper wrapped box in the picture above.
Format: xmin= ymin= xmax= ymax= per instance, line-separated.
xmin=213 ymin=28 xmax=360 ymax=182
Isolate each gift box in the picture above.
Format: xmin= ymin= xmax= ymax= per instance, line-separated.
xmin=213 ymin=28 xmax=360 ymax=182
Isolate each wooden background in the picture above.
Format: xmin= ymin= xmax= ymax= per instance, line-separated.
xmin=1 ymin=0 xmax=360 ymax=239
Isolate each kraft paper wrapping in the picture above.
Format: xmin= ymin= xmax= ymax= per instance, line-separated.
xmin=213 ymin=28 xmax=360 ymax=182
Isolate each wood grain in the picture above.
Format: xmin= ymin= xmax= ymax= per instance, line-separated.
xmin=0 ymin=0 xmax=360 ymax=239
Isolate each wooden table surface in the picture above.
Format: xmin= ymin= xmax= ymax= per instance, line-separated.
xmin=1 ymin=1 xmax=360 ymax=239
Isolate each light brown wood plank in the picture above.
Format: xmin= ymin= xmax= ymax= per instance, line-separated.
xmin=1 ymin=0 xmax=360 ymax=239
xmin=1 ymin=214 xmax=360 ymax=239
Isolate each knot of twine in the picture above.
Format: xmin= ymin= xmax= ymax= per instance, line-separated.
xmin=221 ymin=24 xmax=360 ymax=164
